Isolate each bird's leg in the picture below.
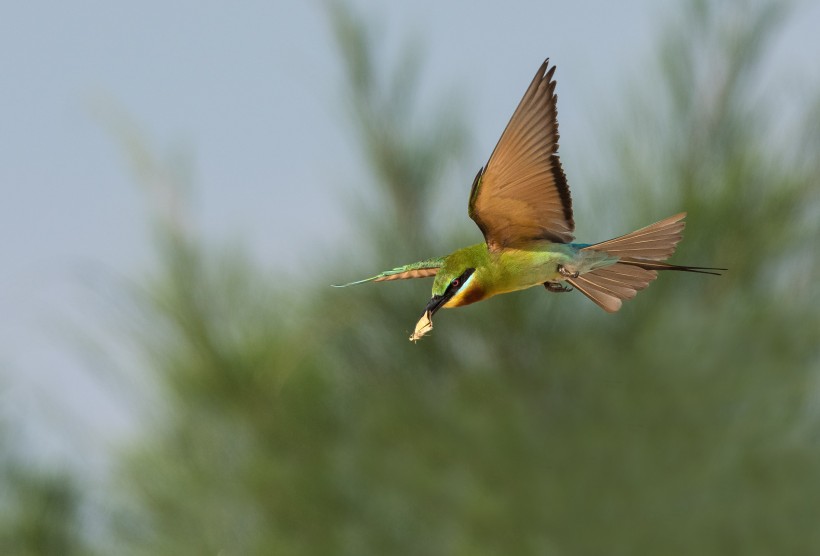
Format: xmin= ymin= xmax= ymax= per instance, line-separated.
xmin=544 ymin=281 xmax=572 ymax=293
xmin=557 ymin=265 xmax=579 ymax=279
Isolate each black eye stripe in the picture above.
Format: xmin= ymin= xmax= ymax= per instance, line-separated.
xmin=449 ymin=268 xmax=475 ymax=291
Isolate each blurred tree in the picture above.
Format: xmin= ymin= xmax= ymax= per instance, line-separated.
xmin=0 ymin=426 xmax=87 ymax=556
xmin=107 ymin=0 xmax=820 ymax=555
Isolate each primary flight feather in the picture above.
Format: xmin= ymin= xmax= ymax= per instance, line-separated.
xmin=334 ymin=59 xmax=723 ymax=341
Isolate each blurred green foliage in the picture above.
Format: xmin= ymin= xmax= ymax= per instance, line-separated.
xmin=0 ymin=428 xmax=86 ymax=556
xmin=88 ymin=0 xmax=820 ymax=554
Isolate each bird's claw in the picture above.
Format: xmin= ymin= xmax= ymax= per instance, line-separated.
xmin=544 ymin=281 xmax=573 ymax=293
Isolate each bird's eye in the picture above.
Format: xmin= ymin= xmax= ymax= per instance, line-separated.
xmin=451 ymin=278 xmax=460 ymax=287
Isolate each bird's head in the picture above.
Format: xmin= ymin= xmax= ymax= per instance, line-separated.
xmin=410 ymin=265 xmax=476 ymax=342
xmin=428 ymin=266 xmax=477 ymax=315
xmin=408 ymin=245 xmax=489 ymax=341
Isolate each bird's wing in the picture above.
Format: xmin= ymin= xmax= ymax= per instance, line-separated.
xmin=468 ymin=60 xmax=574 ymax=251
xmin=331 ymin=258 xmax=444 ymax=287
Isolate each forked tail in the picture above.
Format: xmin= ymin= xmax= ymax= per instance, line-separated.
xmin=565 ymin=213 xmax=724 ymax=313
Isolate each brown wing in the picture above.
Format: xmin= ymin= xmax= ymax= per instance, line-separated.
xmin=468 ymin=60 xmax=574 ymax=250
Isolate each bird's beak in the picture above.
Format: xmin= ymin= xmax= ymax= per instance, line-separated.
xmin=409 ymin=293 xmax=452 ymax=342
xmin=424 ymin=293 xmax=449 ymax=317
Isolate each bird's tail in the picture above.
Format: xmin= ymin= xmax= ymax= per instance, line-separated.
xmin=565 ymin=213 xmax=723 ymax=313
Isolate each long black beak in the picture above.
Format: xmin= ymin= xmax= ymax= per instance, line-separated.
xmin=424 ymin=293 xmax=450 ymax=317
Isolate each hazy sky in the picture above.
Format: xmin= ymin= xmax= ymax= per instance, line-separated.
xmin=1 ymin=1 xmax=818 ymax=464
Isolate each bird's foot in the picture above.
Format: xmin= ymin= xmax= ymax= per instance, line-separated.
xmin=557 ymin=265 xmax=579 ymax=279
xmin=544 ymin=281 xmax=572 ymax=293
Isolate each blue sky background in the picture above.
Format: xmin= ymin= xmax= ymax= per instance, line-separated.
xmin=1 ymin=0 xmax=818 ymax=466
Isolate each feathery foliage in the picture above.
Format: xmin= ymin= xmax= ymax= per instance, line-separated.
xmin=0 ymin=426 xmax=87 ymax=555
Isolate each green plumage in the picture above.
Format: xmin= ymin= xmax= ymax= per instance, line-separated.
xmin=335 ymin=59 xmax=722 ymax=340
xmin=332 ymin=257 xmax=444 ymax=287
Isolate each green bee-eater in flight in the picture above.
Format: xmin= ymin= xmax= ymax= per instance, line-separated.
xmin=335 ymin=59 xmax=722 ymax=341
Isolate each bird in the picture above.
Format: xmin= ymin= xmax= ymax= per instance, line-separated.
xmin=334 ymin=59 xmax=723 ymax=342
